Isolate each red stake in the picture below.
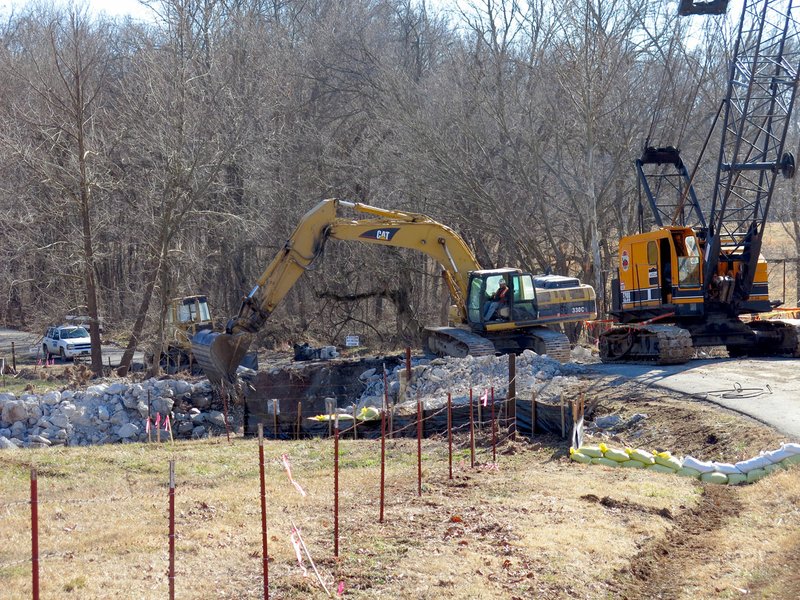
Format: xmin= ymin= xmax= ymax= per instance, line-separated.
xmin=447 ymin=393 xmax=453 ymax=480
xmin=168 ymin=460 xmax=176 ymax=600
xmin=491 ymin=386 xmax=496 ymax=463
xmin=31 ymin=468 xmax=39 ymax=600
xmin=380 ymin=367 xmax=387 ymax=523
xmin=469 ymin=388 xmax=475 ymax=468
xmin=417 ymin=399 xmax=423 ymax=497
xmin=258 ymin=425 xmax=269 ymax=599
xmin=334 ymin=415 xmax=340 ymax=557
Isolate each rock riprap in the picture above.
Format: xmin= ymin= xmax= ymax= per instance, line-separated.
xmin=0 ymin=378 xmax=221 ymax=449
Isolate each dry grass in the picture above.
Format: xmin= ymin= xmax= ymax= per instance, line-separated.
xmin=1 ymin=380 xmax=799 ymax=599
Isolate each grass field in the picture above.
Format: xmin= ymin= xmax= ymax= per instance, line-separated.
xmin=1 ymin=384 xmax=799 ymax=600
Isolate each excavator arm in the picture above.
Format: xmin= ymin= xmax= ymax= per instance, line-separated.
xmin=193 ymin=198 xmax=483 ymax=383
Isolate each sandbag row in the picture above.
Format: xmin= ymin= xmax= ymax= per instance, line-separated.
xmin=570 ymin=442 xmax=800 ymax=485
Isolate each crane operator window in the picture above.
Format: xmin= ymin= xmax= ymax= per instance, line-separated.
xmin=678 ymin=235 xmax=701 ymax=286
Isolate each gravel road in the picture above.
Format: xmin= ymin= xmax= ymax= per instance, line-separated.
xmin=591 ymin=357 xmax=800 ymax=440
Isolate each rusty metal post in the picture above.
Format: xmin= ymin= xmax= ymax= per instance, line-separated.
xmin=31 ymin=468 xmax=39 ymax=600
xmin=417 ymin=399 xmax=423 ymax=496
xmin=469 ymin=388 xmax=475 ymax=468
xmin=491 ymin=387 xmax=496 ymax=463
xmin=169 ymin=460 xmax=176 ymax=600
xmin=508 ymin=353 xmax=517 ymax=440
xmin=353 ymin=405 xmax=358 ymax=440
xmin=334 ymin=414 xmax=340 ymax=557
xmin=531 ymin=390 xmax=537 ymax=438
xmin=11 ymin=341 xmax=16 ymax=372
xmin=405 ymin=347 xmax=411 ymax=382
xmin=147 ymin=389 xmax=152 ymax=443
xmin=447 ymin=393 xmax=453 ymax=480
xmin=380 ymin=374 xmax=387 ymax=524
xmin=258 ymin=425 xmax=269 ymax=599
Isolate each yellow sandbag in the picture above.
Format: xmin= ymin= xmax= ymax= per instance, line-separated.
xmin=570 ymin=449 xmax=592 ymax=464
xmin=578 ymin=445 xmax=604 ymax=459
xmin=648 ymin=463 xmax=677 ymax=475
xmin=621 ymin=460 xmax=647 ymax=469
xmin=357 ymin=406 xmax=381 ymax=421
xmin=591 ymin=457 xmax=621 ymax=468
xmin=676 ymin=467 xmax=701 ymax=479
xmin=627 ymin=448 xmax=655 ymax=465
xmin=701 ymin=472 xmax=729 ymax=485
xmin=603 ymin=447 xmax=630 ymax=462
xmin=654 ymin=453 xmax=682 ymax=470
xmin=726 ymin=473 xmax=747 ymax=486
xmin=746 ymin=468 xmax=767 ymax=483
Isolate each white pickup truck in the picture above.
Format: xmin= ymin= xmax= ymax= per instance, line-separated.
xmin=42 ymin=325 xmax=92 ymax=361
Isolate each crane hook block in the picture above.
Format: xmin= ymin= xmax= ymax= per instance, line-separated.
xmin=780 ymin=153 xmax=796 ymax=179
xmin=678 ymin=0 xmax=729 ymax=16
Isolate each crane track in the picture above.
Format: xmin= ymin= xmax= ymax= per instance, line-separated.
xmin=599 ymin=324 xmax=694 ymax=365
xmin=423 ymin=327 xmax=497 ymax=358
xmin=527 ymin=327 xmax=571 ymax=363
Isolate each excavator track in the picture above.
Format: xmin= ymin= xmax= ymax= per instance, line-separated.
xmin=526 ymin=327 xmax=571 ymax=363
xmin=423 ymin=327 xmax=496 ymax=358
xmin=599 ymin=324 xmax=694 ymax=365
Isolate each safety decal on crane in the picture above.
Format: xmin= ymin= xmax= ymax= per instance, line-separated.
xmin=621 ymin=250 xmax=630 ymax=272
xmin=360 ymin=228 xmax=400 ymax=241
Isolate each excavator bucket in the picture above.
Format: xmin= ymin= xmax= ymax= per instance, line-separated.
xmin=191 ymin=330 xmax=253 ymax=385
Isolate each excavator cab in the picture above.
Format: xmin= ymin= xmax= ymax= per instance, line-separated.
xmin=466 ymin=269 xmax=539 ymax=327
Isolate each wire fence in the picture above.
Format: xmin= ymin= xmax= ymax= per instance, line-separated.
xmin=0 ymin=388 xmax=586 ymax=600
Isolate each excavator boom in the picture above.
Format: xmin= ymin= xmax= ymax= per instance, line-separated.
xmin=193 ymin=198 xmax=595 ymax=383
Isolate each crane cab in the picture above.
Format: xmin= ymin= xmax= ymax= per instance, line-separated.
xmin=612 ymin=227 xmax=704 ymax=321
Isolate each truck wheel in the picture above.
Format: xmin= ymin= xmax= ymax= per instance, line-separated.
xmin=43 ymin=344 xmax=50 ymax=360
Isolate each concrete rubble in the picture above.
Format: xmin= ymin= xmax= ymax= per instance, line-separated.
xmin=0 ymin=378 xmax=223 ymax=449
xmin=356 ymin=349 xmax=586 ymax=413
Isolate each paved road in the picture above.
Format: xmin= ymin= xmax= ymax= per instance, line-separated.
xmin=0 ymin=328 xmax=143 ymax=368
xmin=590 ymin=357 xmax=800 ymax=440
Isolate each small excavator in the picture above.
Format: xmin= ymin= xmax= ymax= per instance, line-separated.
xmin=192 ymin=199 xmax=597 ymax=384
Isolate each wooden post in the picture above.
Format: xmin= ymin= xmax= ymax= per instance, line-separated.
xmin=477 ymin=390 xmax=482 ymax=433
xmin=508 ymin=353 xmax=517 ymax=440
xmin=272 ymin=399 xmax=279 ymax=440
xmin=560 ymin=393 xmax=565 ymax=439
xmin=11 ymin=341 xmax=16 ymax=372
xmin=531 ymin=390 xmax=537 ymax=438
xmin=221 ymin=381 xmax=231 ymax=443
xmin=326 ymin=398 xmax=335 ymax=437
xmin=168 ymin=459 xmax=176 ymax=600
xmin=491 ymin=387 xmax=496 ymax=464
xmin=469 ymin=388 xmax=475 ymax=468
xmin=31 ymin=468 xmax=39 ymax=600
xmin=447 ymin=393 xmax=453 ymax=480
xmin=296 ymin=401 xmax=302 ymax=440
xmin=258 ymin=425 xmax=269 ymax=599
xmin=353 ymin=405 xmax=358 ymax=440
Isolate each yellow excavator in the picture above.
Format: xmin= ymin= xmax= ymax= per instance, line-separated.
xmin=192 ymin=199 xmax=597 ymax=384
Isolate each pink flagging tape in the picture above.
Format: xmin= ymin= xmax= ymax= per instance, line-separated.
xmin=155 ymin=413 xmax=161 ymax=428
xmin=145 ymin=418 xmax=151 ymax=434
xmin=281 ymin=454 xmax=307 ymax=497
xmin=337 ymin=581 xmax=345 ymax=596
xmin=290 ymin=528 xmax=308 ymax=577
xmin=165 ymin=415 xmax=172 ymax=432
xmin=480 ymin=389 xmax=489 ymax=407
